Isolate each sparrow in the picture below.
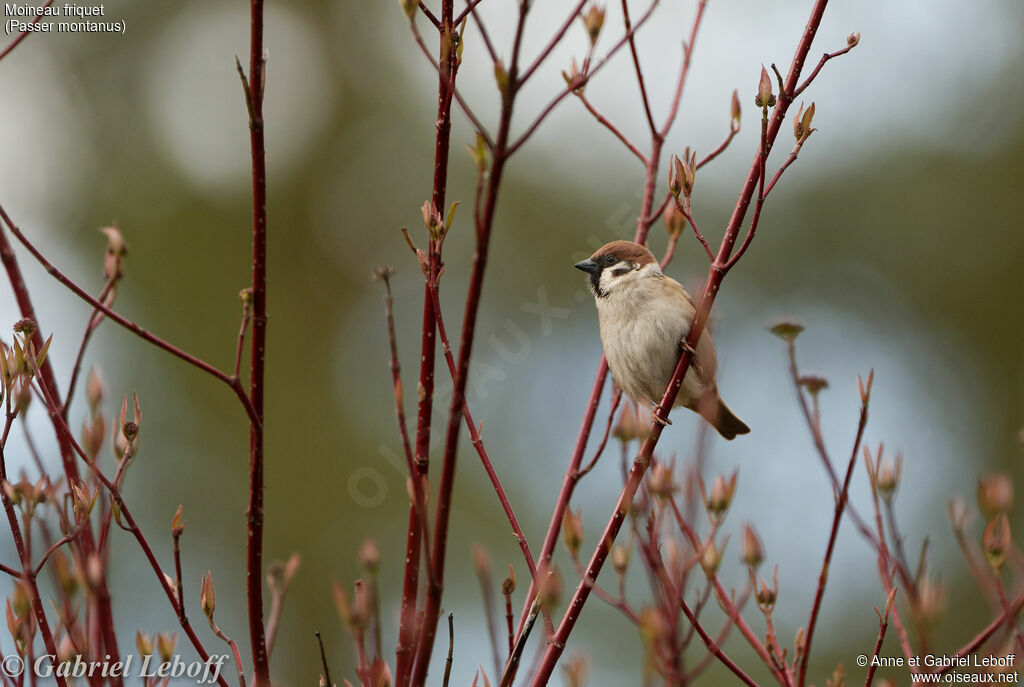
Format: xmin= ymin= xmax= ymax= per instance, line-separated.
xmin=575 ymin=240 xmax=750 ymax=440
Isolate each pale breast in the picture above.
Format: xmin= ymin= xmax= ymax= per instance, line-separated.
xmin=596 ymin=283 xmax=707 ymax=407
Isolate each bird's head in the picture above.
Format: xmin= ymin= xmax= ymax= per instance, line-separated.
xmin=574 ymin=240 xmax=660 ymax=297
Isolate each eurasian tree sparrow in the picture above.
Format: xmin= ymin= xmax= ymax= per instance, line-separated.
xmin=575 ymin=240 xmax=750 ymax=440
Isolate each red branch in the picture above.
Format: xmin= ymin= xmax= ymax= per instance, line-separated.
xmin=798 ymin=385 xmax=871 ymax=686
xmin=241 ymin=0 xmax=271 ymax=683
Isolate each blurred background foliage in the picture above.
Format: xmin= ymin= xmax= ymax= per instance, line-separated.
xmin=0 ymin=0 xmax=1022 ymax=684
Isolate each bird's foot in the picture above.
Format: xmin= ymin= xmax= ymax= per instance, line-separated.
xmin=679 ymin=337 xmax=697 ymax=358
xmin=649 ymin=404 xmax=672 ymax=426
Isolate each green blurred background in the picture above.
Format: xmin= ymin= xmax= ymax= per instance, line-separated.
xmin=0 ymin=0 xmax=1022 ymax=684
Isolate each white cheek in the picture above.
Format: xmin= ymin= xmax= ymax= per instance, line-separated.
xmin=598 ymin=269 xmax=618 ymax=294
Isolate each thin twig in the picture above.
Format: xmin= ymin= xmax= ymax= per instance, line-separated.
xmin=864 ymin=588 xmax=896 ymax=687
xmin=0 ymin=0 xmax=55 ymax=62
xmin=0 ymin=205 xmax=261 ymax=429
xmin=500 ymin=601 xmax=539 ymax=687
xmin=316 ymin=632 xmax=335 ymax=687
xmin=26 ymin=358 xmax=229 ymax=687
xmin=697 ymin=125 xmax=739 ymax=170
xmin=506 ymin=0 xmax=660 ymax=157
xmin=61 ymin=275 xmax=117 ymax=419
xmin=680 ymin=598 xmax=759 ymax=687
xmin=620 ymin=0 xmax=656 ymax=135
xmin=575 ymin=388 xmax=621 ymax=478
xmin=793 ymin=40 xmax=859 ymax=99
xmin=578 ymin=94 xmax=648 ymax=164
xmin=443 ymin=613 xmax=455 ymax=687
xmin=798 ymin=378 xmax=871 ymax=687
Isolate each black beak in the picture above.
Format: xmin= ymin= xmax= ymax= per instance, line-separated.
xmin=574 ymin=258 xmax=599 ymax=274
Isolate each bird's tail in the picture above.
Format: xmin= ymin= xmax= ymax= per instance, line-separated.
xmin=698 ymin=395 xmax=750 ymax=440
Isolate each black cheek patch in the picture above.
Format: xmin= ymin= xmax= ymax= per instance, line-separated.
xmin=611 ymin=264 xmax=633 ymax=277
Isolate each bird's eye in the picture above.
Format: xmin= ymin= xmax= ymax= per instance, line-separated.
xmin=605 ymin=255 xmax=617 ymax=265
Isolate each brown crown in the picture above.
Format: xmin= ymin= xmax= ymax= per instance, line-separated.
xmin=590 ymin=240 xmax=656 ymax=266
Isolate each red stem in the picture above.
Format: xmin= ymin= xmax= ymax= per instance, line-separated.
xmin=429 ymin=287 xmax=546 ymax=619
xmin=931 ymin=590 xmax=1024 ymax=675
xmin=620 ymin=0 xmax=657 ymax=135
xmin=0 ymin=0 xmax=54 ymax=62
xmin=680 ymin=598 xmax=758 ymax=687
xmin=27 ymin=360 xmax=229 ymax=687
xmin=399 ymin=2 xmax=459 ymax=684
xmin=799 ymin=393 xmax=870 ymax=687
xmin=0 ymin=214 xmax=123 ymax=677
xmin=0 ymin=206 xmax=260 ymax=428
xmin=0 ymin=446 xmax=65 ymax=687
xmin=243 ymin=0 xmax=270 ymax=683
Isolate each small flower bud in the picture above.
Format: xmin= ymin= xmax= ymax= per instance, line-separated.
xmin=562 ymin=654 xmax=588 ymax=687
xmin=663 ymin=202 xmax=686 ymax=239
xmin=668 ymin=155 xmax=684 ymax=197
xmin=914 ymin=575 xmax=947 ymax=628
xmin=754 ymin=65 xmax=776 ymax=108
xmin=359 ymin=538 xmax=381 ymax=572
xmin=948 ymin=497 xmax=968 ymax=533
xmin=156 ymin=632 xmax=177 ymax=663
xmin=86 ymin=553 xmax=104 ymax=589
xmin=100 ymin=226 xmax=128 ymax=281
xmin=494 ymin=60 xmax=510 ymax=95
xmin=613 ymin=404 xmax=647 ymax=443
xmin=769 ymin=319 xmax=804 ymax=342
xmin=81 ymin=416 xmax=105 ymax=460
xmin=502 ymin=565 xmax=516 ymax=596
xmin=11 ymin=582 xmax=30 ymax=618
xmin=563 ymin=509 xmax=584 ymax=556
xmin=699 ymin=539 xmax=722 ymax=575
xmin=136 ymin=631 xmax=154 ymax=657
xmin=611 ymin=544 xmax=630 ymax=575
xmin=354 ymin=580 xmax=373 ymax=628
xmin=847 ymin=32 xmax=861 ymax=47
xmin=827 ymin=663 xmax=846 ymax=687
xmin=13 ymin=318 xmax=36 ymax=337
xmin=876 ymin=456 xmax=902 ymax=500
xmin=400 ymin=0 xmax=417 ymax=19
xmin=537 ymin=564 xmax=562 ymax=612
xmin=793 ymin=102 xmax=816 ymax=143
xmin=581 ymin=5 xmax=605 ymax=46
xmin=741 ymin=523 xmax=764 ymax=569
xmin=200 ymin=572 xmax=216 ymax=619
xmin=983 ymin=514 xmax=1011 ymax=572
xmin=561 ymin=58 xmax=586 ymax=94
xmin=680 ymin=149 xmax=697 ymax=198
xmin=471 ymin=544 xmax=491 ymax=578
xmin=86 ymin=368 xmax=104 ymax=410
xmin=730 ymin=89 xmax=741 ymax=129
xmin=58 ymin=633 xmax=77 ymax=664
xmin=647 ymin=463 xmax=678 ymax=501
xmin=171 ymin=505 xmax=185 ymax=538
xmin=13 ymin=379 xmax=31 ymax=413
xmin=704 ymin=472 xmax=737 ymax=519
xmin=53 ymin=551 xmax=79 ymax=597
xmin=978 ymin=474 xmax=1013 ymax=521
xmin=638 ymin=607 xmax=668 ymax=648
xmin=756 ymin=577 xmax=777 ymax=611
xmin=798 ymin=374 xmax=828 ymax=396
xmin=421 ymin=200 xmax=442 ymax=239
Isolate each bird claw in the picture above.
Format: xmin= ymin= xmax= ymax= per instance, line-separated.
xmin=679 ymin=337 xmax=697 ymax=357
xmin=650 ymin=405 xmax=672 ymax=426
